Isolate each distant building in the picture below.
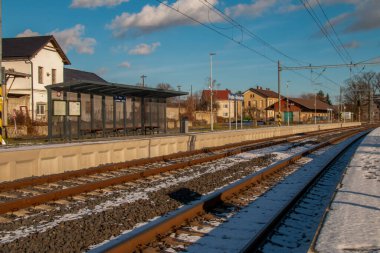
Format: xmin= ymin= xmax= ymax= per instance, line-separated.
xmin=201 ymin=89 xmax=240 ymax=121
xmin=267 ymin=97 xmax=335 ymax=123
xmin=243 ymin=86 xmax=280 ymax=121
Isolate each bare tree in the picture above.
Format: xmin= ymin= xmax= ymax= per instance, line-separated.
xmin=156 ymin=83 xmax=174 ymax=90
xmin=300 ymin=93 xmax=315 ymax=100
xmin=343 ymin=71 xmax=377 ymax=121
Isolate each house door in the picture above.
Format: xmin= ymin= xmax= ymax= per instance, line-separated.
xmin=284 ymin=112 xmax=293 ymax=123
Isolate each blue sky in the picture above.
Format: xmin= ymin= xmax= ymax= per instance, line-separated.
xmin=4 ymin=0 xmax=380 ymax=101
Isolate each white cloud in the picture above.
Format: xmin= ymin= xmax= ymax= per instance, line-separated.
xmin=345 ymin=0 xmax=380 ymax=32
xmin=70 ymin=0 xmax=129 ymax=8
xmin=128 ymin=42 xmax=160 ymax=55
xmin=226 ymin=0 xmax=277 ymax=18
xmin=343 ymin=40 xmax=360 ymax=49
xmin=107 ymin=0 xmax=221 ymax=37
xmin=51 ymin=24 xmax=96 ymax=54
xmin=96 ymin=67 xmax=109 ymax=76
xmin=111 ymin=44 xmax=129 ymax=54
xmin=16 ymin=29 xmax=40 ymax=37
xmin=119 ymin=61 xmax=131 ymax=68
xmin=15 ymin=25 xmax=96 ymax=55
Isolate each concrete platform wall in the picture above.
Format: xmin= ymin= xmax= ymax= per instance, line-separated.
xmin=0 ymin=122 xmax=360 ymax=182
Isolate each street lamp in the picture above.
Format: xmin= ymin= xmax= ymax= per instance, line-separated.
xmin=286 ymin=81 xmax=290 ymax=126
xmin=209 ymin=53 xmax=215 ymax=131
xmin=177 ymin=85 xmax=181 ymax=124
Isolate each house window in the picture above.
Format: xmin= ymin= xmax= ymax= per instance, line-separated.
xmin=36 ymin=103 xmax=46 ymax=115
xmin=269 ymin=99 xmax=273 ymax=105
xmin=52 ymin=69 xmax=56 ymax=84
xmin=248 ymin=101 xmax=251 ymax=107
xmin=260 ymin=100 xmax=263 ymax=108
xmin=223 ymin=113 xmax=228 ymax=117
xmin=223 ymin=104 xmax=228 ymax=108
xmin=38 ymin=66 xmax=44 ymax=84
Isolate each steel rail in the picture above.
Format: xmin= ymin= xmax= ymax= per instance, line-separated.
xmin=91 ymin=128 xmax=368 ymax=253
xmin=241 ymin=129 xmax=371 ymax=253
xmin=0 ymin=132 xmax=317 ymax=214
xmin=0 ymin=126 xmax=357 ymax=192
xmin=0 ymin=127 xmax=362 ymax=215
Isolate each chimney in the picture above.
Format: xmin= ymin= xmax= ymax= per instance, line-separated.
xmin=266 ymin=88 xmax=270 ymax=90
xmin=257 ymin=85 xmax=260 ymax=89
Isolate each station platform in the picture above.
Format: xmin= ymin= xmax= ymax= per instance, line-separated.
xmin=0 ymin=123 xmax=360 ymax=182
xmin=314 ymin=127 xmax=380 ymax=252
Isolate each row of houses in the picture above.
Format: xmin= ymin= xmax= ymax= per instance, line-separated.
xmin=199 ymin=86 xmax=334 ymax=124
xmin=1 ymin=35 xmax=334 ymax=132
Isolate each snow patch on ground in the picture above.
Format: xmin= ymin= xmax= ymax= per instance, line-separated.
xmin=0 ymin=141 xmax=314 ymax=245
xmin=315 ymin=128 xmax=380 ymax=253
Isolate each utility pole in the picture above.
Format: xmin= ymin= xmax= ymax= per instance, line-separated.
xmin=228 ymin=95 xmax=231 ymax=130
xmin=209 ymin=53 xmax=215 ymax=131
xmin=314 ymin=92 xmax=317 ymax=125
xmin=177 ymin=85 xmax=181 ymax=125
xmin=339 ymin=86 xmax=342 ymax=121
xmin=286 ymin=81 xmax=290 ymax=126
xmin=0 ymin=0 xmax=4 ymax=145
xmin=358 ymin=94 xmax=361 ymax=122
xmin=277 ymin=60 xmax=281 ymax=126
xmin=140 ymin=75 xmax=147 ymax=87
xmin=368 ymin=83 xmax=371 ymax=123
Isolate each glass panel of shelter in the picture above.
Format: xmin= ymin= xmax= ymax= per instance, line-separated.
xmin=50 ymin=92 xmax=167 ymax=140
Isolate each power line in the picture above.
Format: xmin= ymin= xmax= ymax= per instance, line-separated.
xmin=154 ymin=0 xmax=277 ymax=64
xmin=356 ymin=55 xmax=380 ymax=64
xmin=315 ymin=0 xmax=352 ymax=62
xmin=199 ymin=0 xmax=307 ymax=66
xmin=299 ymin=0 xmax=349 ymax=64
xmin=199 ymin=0 xmax=345 ymax=88
xmin=155 ymin=0 xmax=349 ymax=90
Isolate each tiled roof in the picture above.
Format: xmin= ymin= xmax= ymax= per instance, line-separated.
xmin=64 ymin=68 xmax=107 ymax=83
xmin=3 ymin=35 xmax=70 ymax=64
xmin=290 ymin=98 xmax=333 ymax=110
xmin=248 ymin=88 xmax=280 ymax=98
xmin=202 ymin=89 xmax=231 ymax=100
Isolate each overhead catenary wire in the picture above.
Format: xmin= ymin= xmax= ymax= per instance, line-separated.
xmin=154 ymin=0 xmax=277 ymax=64
xmin=315 ymin=0 xmax=352 ymax=63
xmin=199 ymin=0 xmax=308 ymax=66
xmin=299 ymin=0 xmax=350 ymax=64
xmin=198 ymin=0 xmax=343 ymax=89
xmin=155 ymin=0 xmax=362 ymax=92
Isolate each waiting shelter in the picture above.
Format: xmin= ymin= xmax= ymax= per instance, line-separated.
xmin=46 ymin=80 xmax=187 ymax=139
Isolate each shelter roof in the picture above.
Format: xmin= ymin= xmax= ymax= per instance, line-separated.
xmin=3 ymin=35 xmax=70 ymax=64
xmin=46 ymin=80 xmax=188 ymax=98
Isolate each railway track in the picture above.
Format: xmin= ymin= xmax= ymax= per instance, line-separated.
xmin=0 ymin=127 xmax=358 ymax=215
xmin=91 ymin=128 xmax=370 ymax=253
xmin=0 ymin=126 xmax=369 ymax=252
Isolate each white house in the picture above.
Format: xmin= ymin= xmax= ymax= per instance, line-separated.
xmin=3 ymin=36 xmax=70 ymax=122
xmin=2 ymin=36 xmax=106 ymax=123
xmin=201 ymin=89 xmax=241 ymax=121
